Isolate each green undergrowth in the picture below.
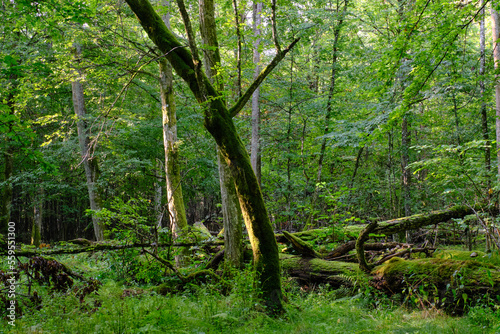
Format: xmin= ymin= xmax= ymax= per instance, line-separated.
xmin=0 ymin=254 xmax=498 ymax=333
xmin=2 ymin=279 xmax=499 ymax=334
xmin=2 ymin=250 xmax=500 ymax=333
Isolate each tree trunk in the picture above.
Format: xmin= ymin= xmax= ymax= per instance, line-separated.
xmin=480 ymin=1 xmax=491 ymax=196
xmin=218 ymin=150 xmax=244 ymax=267
xmin=159 ymin=5 xmax=188 ymax=244
xmin=491 ymin=2 xmax=500 ymax=179
xmin=71 ymin=43 xmax=104 ymax=241
xmin=125 ymin=0 xmax=285 ymax=313
xmin=251 ymin=2 xmax=262 ymax=185
xmin=154 ymin=159 xmax=163 ymax=228
xmin=232 ymin=0 xmax=242 ymax=99
xmin=199 ymin=0 xmax=244 ymax=268
xmin=0 ymin=147 xmax=13 ymax=236
xmin=401 ymin=113 xmax=411 ymax=241
xmin=31 ymin=188 xmax=43 ymax=247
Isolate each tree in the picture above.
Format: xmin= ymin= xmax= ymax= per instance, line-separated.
xmin=71 ymin=43 xmax=105 ymax=241
xmin=124 ymin=0 xmax=298 ymax=313
xmin=492 ymin=1 xmax=500 ymax=180
xmin=198 ymin=0 xmax=244 ymax=268
xmin=159 ymin=1 xmax=189 ymax=250
xmin=251 ymin=1 xmax=263 ymax=185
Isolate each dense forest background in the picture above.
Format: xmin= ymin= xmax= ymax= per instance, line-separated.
xmin=1 ymin=0 xmax=497 ymax=244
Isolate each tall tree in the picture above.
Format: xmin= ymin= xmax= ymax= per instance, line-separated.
xmin=491 ymin=1 xmax=500 ymax=180
xmin=159 ymin=2 xmax=188 ymax=245
xmin=480 ymin=0 xmax=491 ymax=197
xmin=71 ymin=43 xmax=105 ymax=241
xmin=124 ymin=0 xmax=298 ymax=313
xmin=199 ymin=0 xmax=244 ymax=268
xmin=251 ymin=1 xmax=263 ymax=185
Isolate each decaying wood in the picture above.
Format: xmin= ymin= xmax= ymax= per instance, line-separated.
xmin=280 ymin=254 xmax=367 ymax=288
xmin=3 ymin=240 xmax=224 ymax=257
xmin=324 ymin=241 xmax=408 ymax=260
xmin=356 ymin=222 xmax=378 ymax=272
xmin=283 ymin=231 xmax=322 ymax=258
xmin=372 ymin=205 xmax=481 ymax=236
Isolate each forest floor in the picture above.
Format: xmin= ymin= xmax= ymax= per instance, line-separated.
xmin=1 ymin=245 xmax=500 ymax=333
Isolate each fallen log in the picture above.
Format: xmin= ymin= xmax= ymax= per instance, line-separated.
xmin=283 ymin=231 xmax=322 ymax=258
xmin=325 ymin=241 xmax=408 ymax=260
xmin=371 ymin=256 xmax=500 ymax=314
xmin=2 ymin=240 xmax=224 ymax=257
xmin=280 ymin=254 xmax=368 ymax=288
xmin=355 ymin=205 xmax=492 ymax=269
xmin=372 ymin=205 xmax=480 ymax=236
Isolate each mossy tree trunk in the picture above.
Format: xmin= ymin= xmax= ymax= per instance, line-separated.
xmin=159 ymin=7 xmax=188 ymax=241
xmin=124 ymin=0 xmax=294 ymax=313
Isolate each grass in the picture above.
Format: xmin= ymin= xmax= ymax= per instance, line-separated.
xmin=1 ymin=251 xmax=500 ymax=333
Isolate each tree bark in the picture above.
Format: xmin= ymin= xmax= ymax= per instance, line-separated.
xmin=491 ymin=2 xmax=500 ymax=178
xmin=480 ymin=1 xmax=491 ymax=197
xmin=217 ymin=150 xmax=244 ymax=267
xmin=159 ymin=5 xmax=188 ymax=242
xmin=125 ymin=0 xmax=286 ymax=313
xmin=0 ymin=145 xmax=13 ymax=236
xmin=401 ymin=113 xmax=411 ymax=242
xmin=71 ymin=43 xmax=104 ymax=241
xmin=199 ymin=0 xmax=244 ymax=268
xmin=251 ymin=2 xmax=262 ymax=185
xmin=31 ymin=188 xmax=43 ymax=247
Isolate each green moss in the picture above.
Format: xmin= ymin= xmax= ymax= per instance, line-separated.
xmin=372 ymin=257 xmax=500 ymax=313
xmin=434 ymin=249 xmax=500 ymax=267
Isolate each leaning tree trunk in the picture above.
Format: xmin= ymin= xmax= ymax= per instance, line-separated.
xmin=71 ymin=43 xmax=104 ymax=241
xmin=125 ymin=0 xmax=290 ymax=313
xmin=199 ymin=0 xmax=244 ymax=268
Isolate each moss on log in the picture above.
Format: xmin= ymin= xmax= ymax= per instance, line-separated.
xmin=371 ymin=257 xmax=500 ymax=314
xmin=373 ymin=205 xmax=477 ymax=236
xmin=283 ymin=231 xmax=322 ymax=258
xmin=280 ymin=254 xmax=369 ymax=288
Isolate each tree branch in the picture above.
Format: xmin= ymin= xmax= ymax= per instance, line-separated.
xmin=229 ymin=37 xmax=300 ymax=117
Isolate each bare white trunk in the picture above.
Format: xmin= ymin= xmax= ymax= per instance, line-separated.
xmin=71 ymin=43 xmax=104 ymax=241
xmin=251 ymin=2 xmax=262 ymax=185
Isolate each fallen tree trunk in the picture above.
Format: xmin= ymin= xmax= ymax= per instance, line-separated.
xmin=277 ymin=205 xmax=489 ymax=245
xmin=371 ymin=256 xmax=500 ymax=314
xmin=280 ymin=254 xmax=368 ymax=288
xmin=372 ymin=205 xmax=480 ymax=236
xmin=3 ymin=240 xmax=224 ymax=257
